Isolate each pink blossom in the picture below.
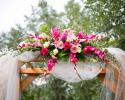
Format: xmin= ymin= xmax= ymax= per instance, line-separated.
xmin=40 ymin=48 xmax=49 ymax=56
xmin=76 ymin=31 xmax=84 ymax=39
xmin=37 ymin=34 xmax=43 ymax=39
xmin=94 ymin=49 xmax=105 ymax=59
xmin=18 ymin=42 xmax=29 ymax=48
xmin=83 ymin=46 xmax=95 ymax=54
xmin=85 ymin=35 xmax=96 ymax=40
xmin=98 ymin=52 xmax=105 ymax=59
xmin=27 ymin=33 xmax=36 ymax=38
xmin=70 ymin=45 xmax=81 ymax=53
xmin=47 ymin=58 xmax=56 ymax=71
xmin=56 ymin=41 xmax=64 ymax=49
xmin=64 ymin=42 xmax=71 ymax=50
xmin=94 ymin=49 xmax=101 ymax=55
xmin=33 ymin=42 xmax=42 ymax=47
xmin=70 ymin=53 xmax=78 ymax=65
xmin=60 ymin=33 xmax=67 ymax=41
xmin=51 ymin=27 xmax=60 ymax=39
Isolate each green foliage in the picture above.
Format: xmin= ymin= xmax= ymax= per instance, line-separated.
xmin=1 ymin=0 xmax=124 ymax=99
xmin=39 ymin=24 xmax=50 ymax=34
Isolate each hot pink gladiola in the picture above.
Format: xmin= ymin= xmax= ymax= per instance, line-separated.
xmin=47 ymin=58 xmax=56 ymax=71
xmin=70 ymin=53 xmax=78 ymax=65
xmin=76 ymin=31 xmax=84 ymax=39
xmin=51 ymin=27 xmax=60 ymax=39
xmin=85 ymin=35 xmax=96 ymax=40
xmin=94 ymin=49 xmax=105 ymax=59
xmin=60 ymin=33 xmax=67 ymax=41
xmin=40 ymin=48 xmax=49 ymax=56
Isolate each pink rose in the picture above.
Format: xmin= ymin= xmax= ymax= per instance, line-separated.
xmin=51 ymin=27 xmax=60 ymax=39
xmin=83 ymin=46 xmax=95 ymax=54
xmin=47 ymin=58 xmax=56 ymax=71
xmin=70 ymin=45 xmax=81 ymax=53
xmin=64 ymin=42 xmax=71 ymax=50
xmin=56 ymin=41 xmax=64 ymax=49
xmin=40 ymin=48 xmax=49 ymax=56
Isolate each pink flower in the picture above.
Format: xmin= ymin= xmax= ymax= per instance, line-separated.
xmin=76 ymin=31 xmax=84 ymax=39
xmin=83 ymin=46 xmax=95 ymax=54
xmin=70 ymin=45 xmax=81 ymax=53
xmin=51 ymin=27 xmax=60 ymax=39
xmin=60 ymin=33 xmax=67 ymax=41
xmin=18 ymin=42 xmax=29 ymax=48
xmin=27 ymin=33 xmax=36 ymax=38
xmin=64 ymin=42 xmax=71 ymax=50
xmin=47 ymin=58 xmax=56 ymax=71
xmin=40 ymin=48 xmax=49 ymax=56
xmin=98 ymin=52 xmax=105 ymax=59
xmin=94 ymin=49 xmax=101 ymax=55
xmin=85 ymin=35 xmax=96 ymax=40
xmin=56 ymin=41 xmax=64 ymax=49
xmin=70 ymin=53 xmax=78 ymax=65
xmin=33 ymin=42 xmax=42 ymax=47
xmin=94 ymin=49 xmax=105 ymax=59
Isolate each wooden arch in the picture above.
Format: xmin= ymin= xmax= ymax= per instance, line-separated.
xmin=19 ymin=60 xmax=124 ymax=98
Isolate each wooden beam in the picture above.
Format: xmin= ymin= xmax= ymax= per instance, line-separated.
xmin=20 ymin=67 xmax=50 ymax=74
xmin=20 ymin=75 xmax=38 ymax=91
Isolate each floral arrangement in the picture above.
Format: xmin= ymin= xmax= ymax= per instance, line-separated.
xmin=18 ymin=27 xmax=106 ymax=71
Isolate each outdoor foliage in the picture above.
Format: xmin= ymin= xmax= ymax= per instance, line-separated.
xmin=0 ymin=0 xmax=125 ymax=100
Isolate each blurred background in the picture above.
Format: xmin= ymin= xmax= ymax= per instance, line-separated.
xmin=0 ymin=0 xmax=125 ymax=100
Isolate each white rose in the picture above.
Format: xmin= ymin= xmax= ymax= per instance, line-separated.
xmin=77 ymin=47 xmax=82 ymax=53
xmin=53 ymin=48 xmax=59 ymax=55
xmin=43 ymin=41 xmax=50 ymax=48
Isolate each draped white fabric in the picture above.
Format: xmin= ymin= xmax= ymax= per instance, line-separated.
xmin=0 ymin=51 xmax=40 ymax=100
xmin=0 ymin=48 xmax=125 ymax=100
xmin=102 ymin=48 xmax=125 ymax=100
xmin=0 ymin=55 xmax=19 ymax=100
xmin=52 ymin=61 xmax=103 ymax=82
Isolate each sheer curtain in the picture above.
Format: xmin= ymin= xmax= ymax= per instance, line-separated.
xmin=101 ymin=48 xmax=125 ymax=100
xmin=0 ymin=51 xmax=40 ymax=100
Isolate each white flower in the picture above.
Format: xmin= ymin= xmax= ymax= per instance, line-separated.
xmin=77 ymin=47 xmax=81 ymax=53
xmin=43 ymin=41 xmax=50 ymax=48
xmin=53 ymin=48 xmax=59 ymax=55
xmin=40 ymin=33 xmax=50 ymax=39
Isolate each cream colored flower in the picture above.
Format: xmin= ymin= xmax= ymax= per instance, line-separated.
xmin=40 ymin=33 xmax=50 ymax=39
xmin=77 ymin=47 xmax=82 ymax=53
xmin=53 ymin=48 xmax=59 ymax=55
xmin=43 ymin=41 xmax=50 ymax=48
